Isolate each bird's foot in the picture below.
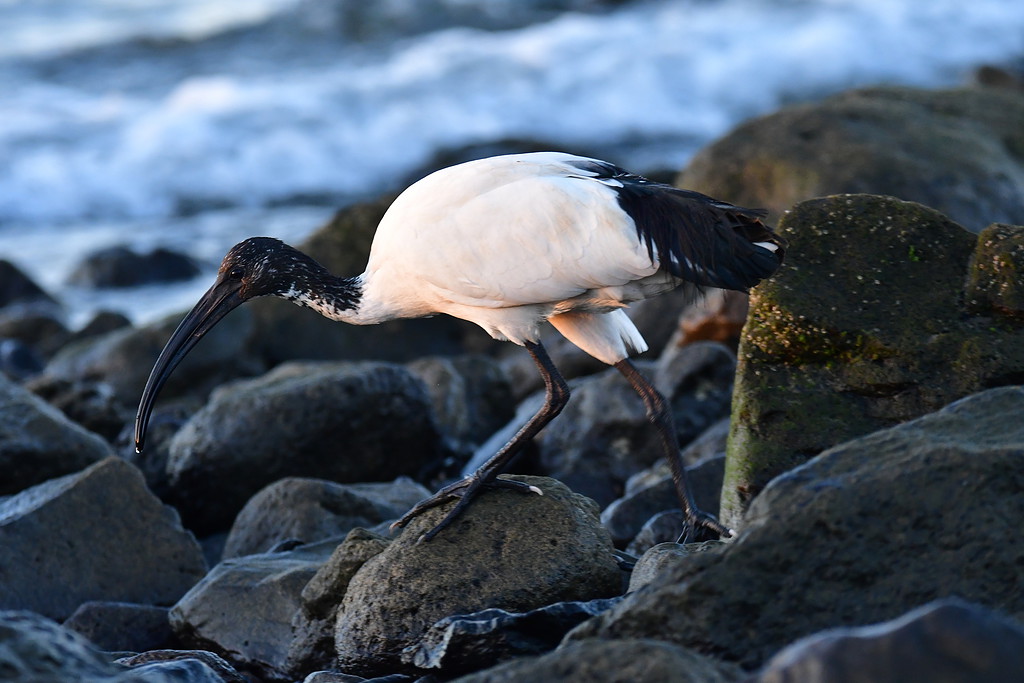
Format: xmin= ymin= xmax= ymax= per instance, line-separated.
xmin=390 ymin=475 xmax=543 ymax=543
xmin=677 ymin=509 xmax=735 ymax=544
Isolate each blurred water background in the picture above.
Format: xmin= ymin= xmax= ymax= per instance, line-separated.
xmin=1 ymin=0 xmax=1022 ymax=326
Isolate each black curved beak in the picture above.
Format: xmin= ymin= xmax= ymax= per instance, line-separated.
xmin=134 ymin=277 xmax=244 ymax=453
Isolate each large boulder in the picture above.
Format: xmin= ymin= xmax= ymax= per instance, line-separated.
xmin=66 ymin=245 xmax=201 ymax=289
xmin=723 ymin=195 xmax=1024 ymax=524
xmin=754 ymin=599 xmax=1024 ymax=683
xmin=568 ymin=386 xmax=1024 ymax=670
xmin=679 ymin=85 xmax=1024 ymax=232
xmin=0 ymin=457 xmax=206 ymax=621
xmin=334 ymin=475 xmax=622 ymax=677
xmin=0 ymin=372 xmax=112 ymax=494
xmin=42 ymin=305 xmax=261 ymax=406
xmin=164 ymin=361 xmax=445 ymax=534
xmin=170 ymin=539 xmax=338 ymax=680
xmin=222 ymin=476 xmax=429 ymax=558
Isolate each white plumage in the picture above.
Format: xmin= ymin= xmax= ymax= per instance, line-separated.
xmin=135 ymin=151 xmax=786 ymax=542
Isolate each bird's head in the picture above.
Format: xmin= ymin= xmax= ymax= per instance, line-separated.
xmin=134 ymin=236 xmax=317 ymax=452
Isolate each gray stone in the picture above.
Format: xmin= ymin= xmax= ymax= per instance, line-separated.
xmin=67 ymin=245 xmax=200 ymax=289
xmin=287 ymin=528 xmax=391 ymax=678
xmin=627 ymin=541 xmax=726 ymax=593
xmin=63 ymin=601 xmax=173 ymax=653
xmin=679 ymin=85 xmax=1024 ymax=232
xmin=0 ymin=371 xmax=112 ymax=495
xmin=165 ymin=361 xmax=444 ymax=534
xmin=453 ymin=638 xmax=742 ymax=682
xmin=223 ymin=477 xmax=428 ymax=559
xmin=0 ymin=457 xmax=206 ymax=621
xmin=116 ymin=649 xmax=248 ymax=682
xmin=755 ymin=599 xmax=1024 ymax=683
xmin=569 ymin=386 xmax=1024 ymax=669
xmin=334 ymin=476 xmax=622 ymax=677
xmin=0 ymin=259 xmax=57 ymax=310
xmin=170 ymin=538 xmax=338 ymax=680
xmin=723 ymin=195 xmax=1024 ymax=525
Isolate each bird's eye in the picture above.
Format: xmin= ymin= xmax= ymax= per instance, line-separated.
xmin=228 ymin=266 xmax=245 ymax=280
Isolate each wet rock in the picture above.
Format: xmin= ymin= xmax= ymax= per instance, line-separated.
xmin=534 ymin=342 xmax=733 ymax=508
xmin=965 ymin=223 xmax=1024 ymax=319
xmin=405 ymin=597 xmax=623 ymax=674
xmin=67 ymin=245 xmax=201 ymax=288
xmin=0 ymin=259 xmax=58 ymax=310
xmin=287 ymin=528 xmax=391 ymax=677
xmin=754 ymin=599 xmax=1024 ymax=683
xmin=0 ymin=338 xmax=44 ymax=380
xmin=0 ymin=371 xmax=112 ymax=495
xmin=627 ymin=541 xmax=726 ymax=593
xmin=334 ymin=475 xmax=622 ymax=677
xmin=25 ymin=375 xmax=131 ymax=442
xmin=0 ymin=457 xmax=207 ymax=621
xmin=406 ymin=354 xmax=515 ymax=459
xmin=250 ymin=197 xmax=490 ymax=365
xmin=165 ymin=361 xmax=443 ymax=534
xmin=119 ymin=396 xmax=204 ymax=498
xmin=223 ymin=477 xmax=429 ymax=559
xmin=454 ymin=638 xmax=742 ymax=682
xmin=42 ymin=304 xmax=261 ymax=407
xmin=63 ymin=601 xmax=173 ymax=653
xmin=170 ymin=538 xmax=338 ymax=680
xmin=0 ymin=309 xmax=70 ymax=359
xmin=0 ymin=610 xmax=125 ymax=682
xmin=724 ymin=195 xmax=1024 ymax=524
xmin=680 ymin=85 xmax=1024 ymax=232
xmin=116 ymin=649 xmax=248 ymax=682
xmin=601 ymin=454 xmax=724 ymax=549
xmin=569 ymin=386 xmax=1024 ymax=669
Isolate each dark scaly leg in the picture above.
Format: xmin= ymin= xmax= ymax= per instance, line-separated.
xmin=614 ymin=359 xmax=733 ymax=542
xmin=392 ymin=340 xmax=570 ymax=542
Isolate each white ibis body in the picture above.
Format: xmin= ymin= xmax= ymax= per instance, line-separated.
xmin=135 ymin=152 xmax=786 ymax=542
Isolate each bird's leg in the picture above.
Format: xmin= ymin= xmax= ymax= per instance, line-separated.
xmin=614 ymin=359 xmax=733 ymax=542
xmin=393 ymin=340 xmax=571 ymax=542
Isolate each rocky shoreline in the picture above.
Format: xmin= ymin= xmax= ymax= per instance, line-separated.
xmin=2 ymin=82 xmax=1024 ymax=682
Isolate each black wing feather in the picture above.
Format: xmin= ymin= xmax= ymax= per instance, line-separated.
xmin=567 ymin=158 xmax=787 ymax=291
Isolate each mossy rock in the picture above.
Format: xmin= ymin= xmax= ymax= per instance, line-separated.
xmin=966 ymin=223 xmax=1024 ymax=318
xmin=723 ymin=193 xmax=1024 ymax=526
xmin=678 ymin=86 xmax=1024 ymax=232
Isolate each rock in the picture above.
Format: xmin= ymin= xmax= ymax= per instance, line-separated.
xmin=67 ymin=245 xmax=201 ymax=288
xmin=68 ymin=310 xmax=132 ymax=344
xmin=601 ymin=454 xmax=724 ymax=549
xmin=63 ymin=601 xmax=173 ymax=653
xmin=170 ymin=538 xmax=338 ymax=680
xmin=223 ymin=477 xmax=429 ymax=559
xmin=534 ymin=342 xmax=734 ymax=508
xmin=116 ymin=649 xmax=248 ymax=682
xmin=287 ymin=528 xmax=392 ymax=677
xmin=568 ymin=386 xmax=1024 ymax=669
xmin=250 ymin=197 xmax=490 ymax=365
xmin=965 ymin=223 xmax=1024 ymax=319
xmin=406 ymin=354 xmax=516 ymax=459
xmin=334 ymin=475 xmax=622 ymax=677
xmin=627 ymin=541 xmax=725 ymax=593
xmin=0 ymin=338 xmax=45 ymax=380
xmin=0 ymin=371 xmax=112 ymax=495
xmin=165 ymin=361 xmax=444 ymax=534
xmin=723 ymin=195 xmax=1024 ymax=525
xmin=0 ymin=308 xmax=70 ymax=359
xmin=679 ymin=86 xmax=1024 ymax=232
xmin=25 ymin=376 xmax=131 ymax=442
xmin=754 ymin=599 xmax=1024 ymax=683
xmin=668 ymin=288 xmax=751 ymax=349
xmin=406 ymin=597 xmax=623 ymax=674
xmin=0 ymin=259 xmax=57 ymax=310
xmin=0 ymin=457 xmax=207 ymax=621
xmin=453 ymin=638 xmax=742 ymax=682
xmin=119 ymin=396 xmax=204 ymax=498
xmin=42 ymin=305 xmax=261 ymax=407
xmin=0 ymin=610 xmax=126 ymax=681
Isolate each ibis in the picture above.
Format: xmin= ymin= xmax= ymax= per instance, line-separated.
xmin=135 ymin=152 xmax=786 ymax=542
